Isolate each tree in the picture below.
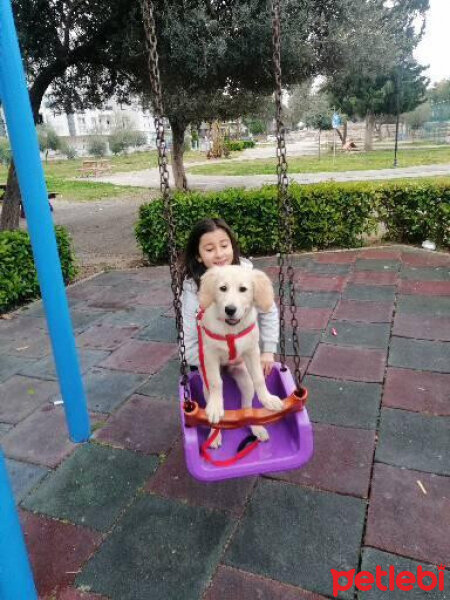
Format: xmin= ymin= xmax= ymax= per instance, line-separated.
xmin=123 ymin=0 xmax=349 ymax=188
xmin=324 ymin=0 xmax=429 ymax=150
xmin=305 ymin=110 xmax=332 ymax=159
xmin=37 ymin=124 xmax=61 ymax=161
xmin=428 ymin=79 xmax=450 ymax=122
xmin=1 ymin=0 xmax=136 ymax=230
xmin=404 ymin=101 xmax=431 ymax=134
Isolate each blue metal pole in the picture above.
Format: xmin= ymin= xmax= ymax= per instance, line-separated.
xmin=0 ymin=0 xmax=90 ymax=442
xmin=0 ymin=449 xmax=38 ymax=599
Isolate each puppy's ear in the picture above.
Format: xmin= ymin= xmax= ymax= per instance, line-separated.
xmin=252 ymin=269 xmax=274 ymax=312
xmin=198 ymin=267 xmax=219 ymax=309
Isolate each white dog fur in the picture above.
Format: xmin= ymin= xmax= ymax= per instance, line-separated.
xmin=198 ymin=265 xmax=283 ymax=447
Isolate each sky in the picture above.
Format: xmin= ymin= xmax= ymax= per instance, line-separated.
xmin=414 ymin=0 xmax=450 ymax=84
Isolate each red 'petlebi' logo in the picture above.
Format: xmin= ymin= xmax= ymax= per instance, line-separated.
xmin=331 ymin=564 xmax=446 ymax=596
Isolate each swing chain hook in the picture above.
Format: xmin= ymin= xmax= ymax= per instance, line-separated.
xmin=141 ymin=0 xmax=194 ymax=410
xmin=272 ymin=0 xmax=302 ymax=389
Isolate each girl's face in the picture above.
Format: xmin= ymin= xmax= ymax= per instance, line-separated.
xmin=197 ymin=228 xmax=234 ymax=269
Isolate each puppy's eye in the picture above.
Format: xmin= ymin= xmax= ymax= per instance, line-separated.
xmin=219 ymin=285 xmax=228 ymax=292
xmin=239 ymin=286 xmax=248 ymax=292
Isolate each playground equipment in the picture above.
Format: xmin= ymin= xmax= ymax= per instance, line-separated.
xmin=0 ymin=0 xmax=90 ymax=595
xmin=142 ymin=0 xmax=314 ymax=481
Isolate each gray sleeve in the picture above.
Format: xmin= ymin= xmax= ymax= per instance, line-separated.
xmin=258 ymin=301 xmax=279 ymax=354
xmin=181 ymin=285 xmax=200 ymax=366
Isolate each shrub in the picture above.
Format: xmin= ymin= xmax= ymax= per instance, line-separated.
xmin=0 ymin=226 xmax=77 ymax=312
xmin=87 ymin=136 xmax=107 ymax=157
xmin=224 ymin=139 xmax=255 ymax=152
xmin=135 ymin=180 xmax=449 ymax=264
xmin=135 ymin=183 xmax=378 ymax=263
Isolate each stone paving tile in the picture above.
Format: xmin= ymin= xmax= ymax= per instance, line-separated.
xmin=0 ymin=317 xmax=46 ymax=339
xmin=402 ymin=251 xmax=450 ymax=268
xmin=376 ymin=408 xmax=450 ymax=475
xmin=19 ymin=348 xmax=110 ymax=381
xmin=279 ymin=356 xmax=311 ymax=380
xmin=388 ymin=337 xmax=450 ymax=373
xmin=204 ymin=565 xmax=329 ymax=600
xmin=83 ymin=367 xmax=147 ymax=413
xmin=347 ymin=271 xmax=399 ymax=286
xmin=396 ymin=294 xmax=450 ymax=317
xmin=355 ymin=259 xmax=401 ymax=272
xmin=77 ymin=324 xmax=140 ymax=350
xmin=66 ymin=280 xmax=114 ymax=300
xmin=284 ymin=330 xmax=321 ymax=357
xmin=98 ymin=306 xmax=163 ymax=328
xmin=146 ymin=439 xmax=256 ymax=516
xmin=134 ymin=287 xmax=174 ymax=307
xmin=365 ymin=463 xmax=450 ymax=565
xmin=308 ymin=345 xmax=386 ymax=382
xmin=87 ymin=287 xmax=140 ymax=310
xmin=3 ymin=334 xmax=53 ymax=358
xmin=1 ymin=405 xmax=76 ymax=467
xmin=393 ymin=313 xmax=450 ymax=341
xmin=45 ymin=588 xmax=109 ymax=600
xmin=400 ymin=266 xmax=450 ymax=281
xmin=383 ymin=368 xmax=450 ymax=416
xmin=0 ymin=354 xmax=37 ymax=383
xmin=398 ymin=279 xmax=450 ymax=296
xmin=315 ymin=252 xmax=357 ymax=264
xmin=0 ymin=422 xmax=13 ymax=438
xmin=70 ymin=310 xmax=109 ymax=333
xmin=269 ymin=422 xmax=375 ymax=497
xmin=306 ymin=262 xmax=352 ymax=275
xmin=360 ymin=547 xmax=450 ymax=600
xmin=291 ymin=307 xmax=333 ymax=330
xmin=20 ymin=509 xmax=102 ymax=599
xmin=225 ymin=479 xmax=365 ymax=599
xmin=85 ymin=270 xmax=140 ymax=286
xmin=302 ymin=375 xmax=381 ymax=429
xmin=0 ymin=375 xmax=59 ymax=423
xmin=6 ymin=458 xmax=48 ymax=502
xmin=343 ymin=284 xmax=396 ymax=302
xmin=99 ymin=340 xmax=177 ymax=374
xmin=23 ymin=443 xmax=158 ymax=532
xmin=322 ymin=321 xmax=391 ymax=349
xmin=358 ymin=248 xmax=402 ymax=260
xmin=76 ymin=494 xmax=232 ymax=600
xmin=297 ymin=291 xmax=340 ymax=308
xmin=94 ymin=394 xmax=179 ymax=455
xmin=136 ymin=360 xmax=180 ymax=401
xmin=333 ymin=299 xmax=394 ymax=323
xmin=296 ymin=273 xmax=348 ymax=293
xmin=135 ymin=317 xmax=177 ymax=343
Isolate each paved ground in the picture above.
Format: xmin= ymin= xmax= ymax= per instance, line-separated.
xmin=1 ymin=245 xmax=449 ymax=599
xmin=96 ymin=162 xmax=450 ymax=192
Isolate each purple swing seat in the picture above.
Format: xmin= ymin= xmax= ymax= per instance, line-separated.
xmin=179 ymin=362 xmax=314 ymax=482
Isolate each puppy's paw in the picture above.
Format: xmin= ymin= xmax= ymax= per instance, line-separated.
xmin=260 ymin=394 xmax=284 ymax=412
xmin=206 ymin=398 xmax=225 ymax=424
xmin=208 ymin=429 xmax=222 ymax=448
xmin=251 ymin=425 xmax=270 ymax=442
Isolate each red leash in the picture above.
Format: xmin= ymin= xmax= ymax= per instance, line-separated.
xmin=196 ymin=308 xmax=260 ymax=466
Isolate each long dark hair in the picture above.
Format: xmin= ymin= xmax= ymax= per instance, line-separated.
xmin=180 ymin=218 xmax=241 ymax=289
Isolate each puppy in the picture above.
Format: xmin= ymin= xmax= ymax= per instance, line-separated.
xmin=198 ymin=265 xmax=283 ymax=447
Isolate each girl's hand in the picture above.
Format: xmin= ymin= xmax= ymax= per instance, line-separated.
xmin=260 ymin=352 xmax=274 ymax=378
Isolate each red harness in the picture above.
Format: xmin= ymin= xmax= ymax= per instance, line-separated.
xmin=196 ymin=307 xmax=259 ymax=466
xmin=196 ymin=307 xmax=256 ymax=392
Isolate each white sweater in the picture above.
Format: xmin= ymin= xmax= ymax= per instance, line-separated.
xmin=181 ymin=258 xmax=279 ymax=366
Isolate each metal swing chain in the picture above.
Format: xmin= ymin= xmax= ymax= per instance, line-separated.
xmin=141 ymin=0 xmax=194 ymax=411
xmin=272 ymin=0 xmax=302 ymax=388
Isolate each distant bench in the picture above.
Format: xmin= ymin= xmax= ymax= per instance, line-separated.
xmin=77 ymin=159 xmax=112 ymax=177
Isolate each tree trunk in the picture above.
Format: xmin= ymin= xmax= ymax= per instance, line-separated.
xmin=0 ymin=83 xmax=45 ymax=230
xmin=170 ymin=119 xmax=188 ymax=191
xmin=364 ymin=112 xmax=375 ymax=151
xmin=0 ymin=162 xmax=21 ymax=231
xmin=318 ymin=129 xmax=321 ymax=160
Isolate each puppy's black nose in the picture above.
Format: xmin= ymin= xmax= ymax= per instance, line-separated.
xmin=225 ymin=305 xmax=237 ymax=317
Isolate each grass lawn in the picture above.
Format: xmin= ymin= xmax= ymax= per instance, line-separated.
xmin=187 ymin=146 xmax=450 ymax=176
xmin=0 ymin=149 xmax=207 ymax=202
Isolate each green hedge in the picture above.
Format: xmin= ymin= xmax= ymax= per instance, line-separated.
xmin=0 ymin=226 xmax=78 ymax=312
xmin=224 ymin=140 xmax=256 ymax=152
xmin=136 ymin=182 xmax=380 ymax=263
xmin=136 ymin=181 xmax=449 ymax=264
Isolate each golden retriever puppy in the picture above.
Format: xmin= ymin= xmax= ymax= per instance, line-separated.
xmin=198 ymin=265 xmax=283 ymax=446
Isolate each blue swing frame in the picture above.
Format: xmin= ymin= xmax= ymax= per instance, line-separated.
xmin=0 ymin=0 xmax=90 ymax=596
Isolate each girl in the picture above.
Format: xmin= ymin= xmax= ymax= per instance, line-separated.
xmin=180 ymin=218 xmax=279 ymax=376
